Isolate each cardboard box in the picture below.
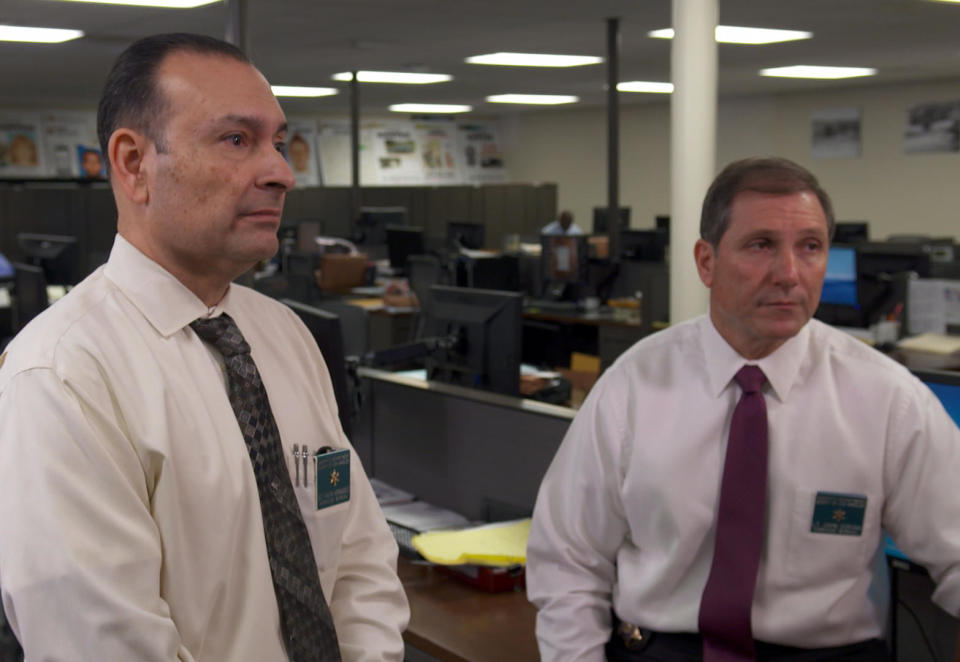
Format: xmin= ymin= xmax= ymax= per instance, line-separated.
xmin=317 ymin=253 xmax=368 ymax=293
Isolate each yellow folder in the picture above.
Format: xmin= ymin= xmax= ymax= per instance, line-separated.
xmin=411 ymin=518 xmax=531 ymax=566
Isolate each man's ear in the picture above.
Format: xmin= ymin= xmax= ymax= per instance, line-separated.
xmin=108 ymin=129 xmax=150 ymax=205
xmin=694 ymin=238 xmax=716 ymax=289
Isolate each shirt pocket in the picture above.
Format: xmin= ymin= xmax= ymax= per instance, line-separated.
xmin=783 ymin=486 xmax=880 ymax=585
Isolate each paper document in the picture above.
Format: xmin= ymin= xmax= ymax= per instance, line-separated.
xmin=369 ymin=478 xmax=415 ymax=506
xmin=898 ymin=332 xmax=960 ymax=355
xmin=381 ymin=501 xmax=471 ymax=533
xmin=412 ymin=518 xmax=531 ymax=566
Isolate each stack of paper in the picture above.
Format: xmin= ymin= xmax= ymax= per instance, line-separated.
xmin=898 ymin=333 xmax=960 ymax=355
xmin=412 ymin=518 xmax=531 ymax=566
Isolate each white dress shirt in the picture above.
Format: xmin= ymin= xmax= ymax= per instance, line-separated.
xmin=0 ymin=235 xmax=409 ymax=661
xmin=527 ymin=315 xmax=960 ymax=661
xmin=541 ymin=220 xmax=585 ymax=236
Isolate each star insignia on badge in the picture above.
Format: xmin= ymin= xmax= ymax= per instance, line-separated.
xmin=330 ymin=469 xmax=339 ymax=486
xmin=832 ymin=509 xmax=846 ymax=522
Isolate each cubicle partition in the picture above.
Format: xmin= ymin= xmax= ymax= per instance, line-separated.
xmin=354 ymin=368 xmax=573 ymax=521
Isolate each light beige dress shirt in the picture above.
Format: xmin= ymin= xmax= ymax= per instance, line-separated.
xmin=0 ymin=234 xmax=409 ymax=661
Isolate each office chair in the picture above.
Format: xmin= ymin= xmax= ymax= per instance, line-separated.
xmin=406 ymin=254 xmax=442 ymax=340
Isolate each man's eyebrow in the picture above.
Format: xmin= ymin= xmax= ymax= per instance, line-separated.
xmin=208 ymin=114 xmax=288 ymax=136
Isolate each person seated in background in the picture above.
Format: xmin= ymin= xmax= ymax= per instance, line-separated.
xmin=542 ymin=210 xmax=584 ymax=236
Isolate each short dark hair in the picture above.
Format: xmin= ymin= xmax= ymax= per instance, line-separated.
xmin=96 ymin=33 xmax=249 ymax=169
xmin=699 ymin=156 xmax=835 ymax=247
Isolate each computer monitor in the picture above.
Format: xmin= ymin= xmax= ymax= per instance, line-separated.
xmin=820 ymin=246 xmax=859 ymax=306
xmin=424 ymin=285 xmax=523 ymax=396
xmin=385 ymin=225 xmax=425 ymax=273
xmin=447 ymin=221 xmax=485 ymax=251
xmin=620 ymin=229 xmax=667 ymax=262
xmin=467 ymin=254 xmax=520 ymax=292
xmin=834 ymin=222 xmax=869 ymax=244
xmin=592 ymin=207 xmax=631 ymax=234
xmin=356 ymin=206 xmax=406 ymax=246
xmin=655 ymin=215 xmax=671 ymax=245
xmin=12 ymin=262 xmax=48 ymax=331
xmin=858 ymin=242 xmax=931 ymax=325
xmin=281 ymin=299 xmax=354 ymax=437
xmin=17 ymin=233 xmax=80 ymax=286
xmin=914 ymin=369 xmax=960 ymax=427
xmin=0 ymin=251 xmax=13 ymax=280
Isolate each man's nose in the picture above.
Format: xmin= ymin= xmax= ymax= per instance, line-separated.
xmin=258 ymin=144 xmax=296 ymax=191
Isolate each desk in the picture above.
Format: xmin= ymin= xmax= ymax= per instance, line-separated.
xmin=399 ymin=557 xmax=539 ymax=662
xmin=523 ymin=306 xmax=645 ymax=370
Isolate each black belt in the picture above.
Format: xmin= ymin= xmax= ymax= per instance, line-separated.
xmin=607 ymin=617 xmax=890 ymax=662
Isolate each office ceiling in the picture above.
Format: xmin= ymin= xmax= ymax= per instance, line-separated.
xmin=2 ymin=0 xmax=960 ymax=115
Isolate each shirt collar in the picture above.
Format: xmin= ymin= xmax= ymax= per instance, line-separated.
xmin=103 ymin=234 xmax=234 ymax=338
xmin=699 ymin=314 xmax=810 ymax=402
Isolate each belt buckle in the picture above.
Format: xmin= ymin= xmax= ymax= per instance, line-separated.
xmin=617 ymin=621 xmax=653 ymax=651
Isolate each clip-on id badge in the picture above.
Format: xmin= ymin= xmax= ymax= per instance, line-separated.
xmin=315 ymin=447 xmax=350 ymax=510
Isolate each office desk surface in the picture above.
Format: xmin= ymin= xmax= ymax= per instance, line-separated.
xmin=399 ymin=557 xmax=539 ymax=662
xmin=523 ymin=306 xmax=641 ymax=329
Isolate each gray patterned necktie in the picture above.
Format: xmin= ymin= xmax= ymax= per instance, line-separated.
xmin=191 ymin=313 xmax=341 ymax=662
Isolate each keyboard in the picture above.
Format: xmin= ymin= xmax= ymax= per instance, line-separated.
xmin=526 ymin=299 xmax=580 ymax=313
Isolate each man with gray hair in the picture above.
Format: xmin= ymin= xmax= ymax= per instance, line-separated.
xmin=527 ymin=157 xmax=960 ymax=661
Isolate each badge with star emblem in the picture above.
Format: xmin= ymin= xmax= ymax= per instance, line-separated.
xmin=811 ymin=492 xmax=866 ymax=536
xmin=315 ymin=447 xmax=350 ymax=510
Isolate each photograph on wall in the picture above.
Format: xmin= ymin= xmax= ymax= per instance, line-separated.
xmin=286 ymin=118 xmax=321 ymax=187
xmin=415 ymin=120 xmax=460 ymax=183
xmin=904 ymin=100 xmax=960 ymax=154
xmin=0 ymin=117 xmax=45 ymax=178
xmin=372 ymin=123 xmax=422 ymax=185
xmin=811 ymin=107 xmax=861 ymax=159
xmin=41 ymin=111 xmax=98 ymax=178
xmin=457 ymin=122 xmax=508 ymax=183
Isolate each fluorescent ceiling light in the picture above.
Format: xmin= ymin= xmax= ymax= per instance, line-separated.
xmin=617 ymin=81 xmax=673 ymax=94
xmin=0 ymin=25 xmax=84 ymax=43
xmin=55 ymin=0 xmax=219 ymax=6
xmin=649 ymin=26 xmax=812 ymax=44
xmin=466 ymin=52 xmax=602 ymax=67
xmin=759 ymin=65 xmax=877 ymax=79
xmin=332 ymin=71 xmax=452 ymax=84
xmin=389 ymin=103 xmax=472 ymax=114
xmin=271 ymin=86 xmax=339 ymax=97
xmin=486 ymin=94 xmax=578 ymax=105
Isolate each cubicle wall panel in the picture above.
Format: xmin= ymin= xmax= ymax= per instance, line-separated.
xmin=366 ymin=379 xmax=571 ymax=521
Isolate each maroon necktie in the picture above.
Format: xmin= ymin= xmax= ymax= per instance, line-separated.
xmin=699 ymin=365 xmax=768 ymax=662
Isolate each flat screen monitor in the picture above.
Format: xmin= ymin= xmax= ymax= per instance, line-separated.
xmin=820 ymin=246 xmax=859 ymax=306
xmin=424 ymin=285 xmax=522 ymax=396
xmin=834 ymin=222 xmax=869 ymax=244
xmin=386 ymin=225 xmax=425 ymax=272
xmin=655 ymin=215 xmax=671 ymax=245
xmin=592 ymin=207 xmax=631 ymax=234
xmin=620 ymin=229 xmax=666 ymax=262
xmin=914 ymin=369 xmax=960 ymax=428
xmin=357 ymin=206 xmax=406 ymax=246
xmin=0 ymin=251 xmax=13 ymax=280
xmin=13 ymin=262 xmax=48 ymax=331
xmin=447 ymin=221 xmax=485 ymax=251
xmin=282 ymin=299 xmax=354 ymax=437
xmin=858 ymin=242 xmax=931 ymax=324
xmin=17 ymin=233 xmax=80 ymax=286
xmin=468 ymin=255 xmax=520 ymax=292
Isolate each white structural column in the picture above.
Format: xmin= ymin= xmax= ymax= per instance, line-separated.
xmin=670 ymin=0 xmax=717 ymax=323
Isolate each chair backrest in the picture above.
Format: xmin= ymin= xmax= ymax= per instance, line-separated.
xmin=12 ymin=262 xmax=48 ymax=331
xmin=313 ymin=300 xmax=369 ymax=359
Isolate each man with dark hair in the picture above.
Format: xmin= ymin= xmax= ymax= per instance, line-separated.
xmin=527 ymin=156 xmax=960 ymax=661
xmin=0 ymin=33 xmax=408 ymax=661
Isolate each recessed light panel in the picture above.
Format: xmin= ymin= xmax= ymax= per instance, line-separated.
xmin=0 ymin=25 xmax=84 ymax=43
xmin=467 ymin=52 xmax=602 ymax=67
xmin=56 ymin=0 xmax=219 ymax=7
xmin=759 ymin=65 xmax=876 ymax=79
xmin=332 ymin=71 xmax=452 ymax=84
xmin=271 ymin=86 xmax=339 ymax=97
xmin=389 ymin=103 xmax=472 ymax=114
xmin=617 ymin=81 xmax=674 ymax=94
xmin=649 ymin=26 xmax=812 ymax=45
xmin=486 ymin=94 xmax=579 ymax=105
